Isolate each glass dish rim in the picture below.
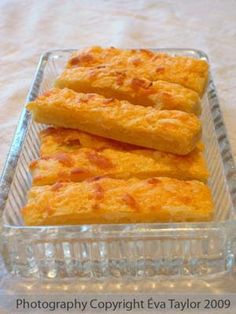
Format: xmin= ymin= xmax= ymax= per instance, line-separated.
xmin=0 ymin=48 xmax=236 ymax=233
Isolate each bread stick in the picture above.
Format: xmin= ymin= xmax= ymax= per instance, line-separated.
xmin=67 ymin=46 xmax=209 ymax=95
xmin=22 ymin=177 xmax=214 ymax=226
xmin=27 ymin=88 xmax=201 ymax=155
xmin=30 ymin=128 xmax=208 ymax=185
xmin=55 ymin=67 xmax=201 ymax=115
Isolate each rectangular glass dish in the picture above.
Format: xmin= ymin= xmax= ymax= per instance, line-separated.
xmin=1 ymin=49 xmax=236 ymax=280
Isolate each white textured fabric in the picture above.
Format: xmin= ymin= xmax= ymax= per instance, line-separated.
xmin=0 ymin=0 xmax=236 ymax=172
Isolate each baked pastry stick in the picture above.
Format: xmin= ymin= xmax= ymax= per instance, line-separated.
xmin=22 ymin=177 xmax=214 ymax=226
xmin=55 ymin=67 xmax=201 ymax=115
xmin=27 ymin=88 xmax=201 ymax=155
xmin=30 ymin=128 xmax=208 ymax=185
xmin=67 ymin=46 xmax=209 ymax=96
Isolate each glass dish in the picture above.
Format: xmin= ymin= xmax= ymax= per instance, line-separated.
xmin=0 ymin=49 xmax=236 ymax=280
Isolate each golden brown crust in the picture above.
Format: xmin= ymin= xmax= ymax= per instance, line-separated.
xmin=22 ymin=177 xmax=214 ymax=226
xmin=39 ymin=127 xmax=140 ymax=156
xmin=30 ymin=128 xmax=208 ymax=185
xmin=55 ymin=67 xmax=201 ymax=115
xmin=66 ymin=46 xmax=209 ymax=96
xmin=27 ymin=88 xmax=202 ymax=155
